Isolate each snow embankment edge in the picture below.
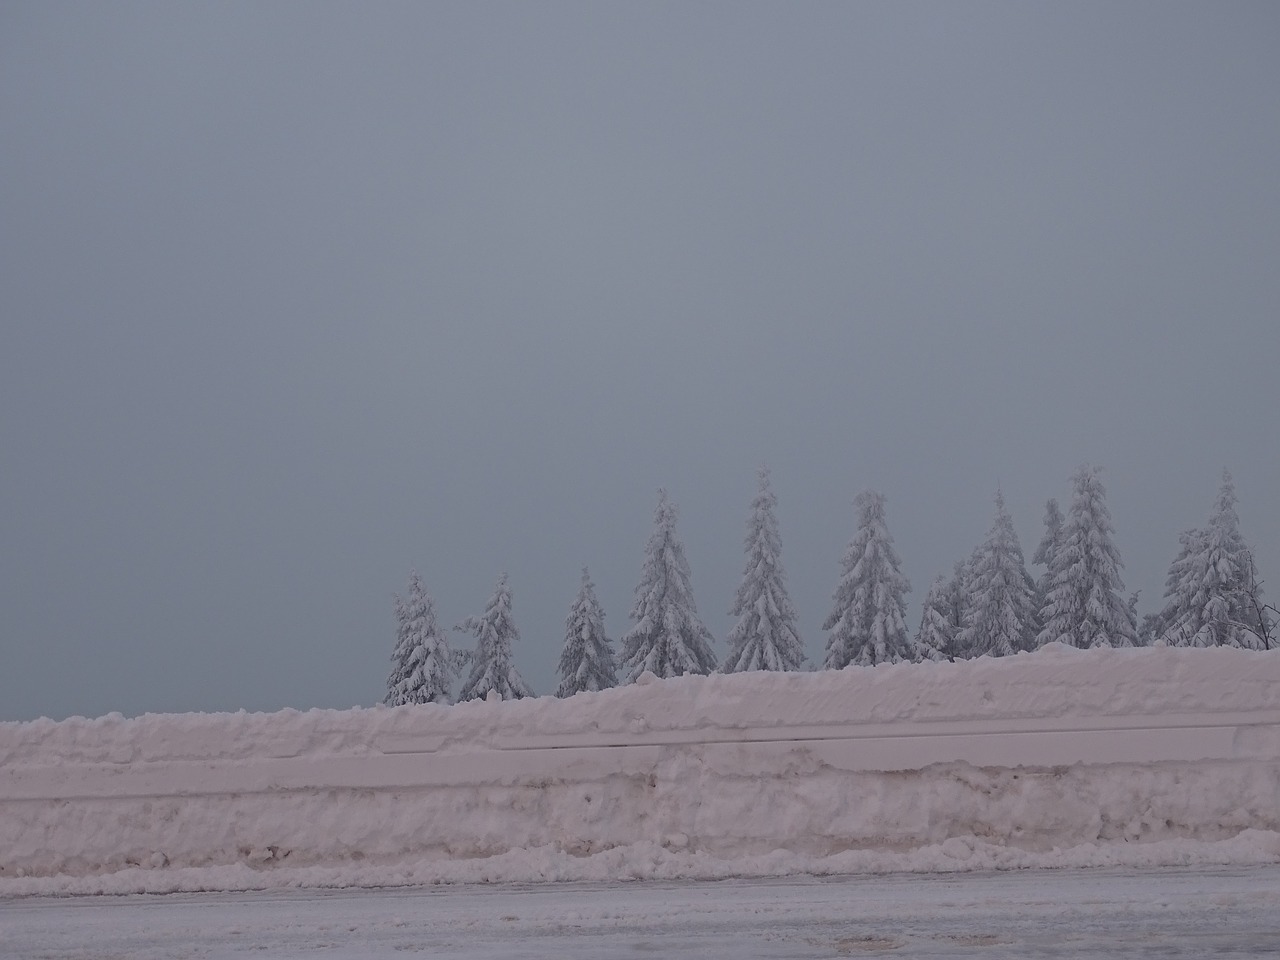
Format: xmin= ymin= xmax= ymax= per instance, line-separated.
xmin=2 ymin=645 xmax=1279 ymax=893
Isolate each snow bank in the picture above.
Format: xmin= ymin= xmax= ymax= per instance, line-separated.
xmin=2 ymin=645 xmax=1278 ymax=895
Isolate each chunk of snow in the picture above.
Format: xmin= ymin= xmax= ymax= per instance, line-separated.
xmin=1 ymin=646 xmax=1278 ymax=895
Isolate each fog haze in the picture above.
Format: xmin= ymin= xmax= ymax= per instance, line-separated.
xmin=3 ymin=2 xmax=1278 ymax=719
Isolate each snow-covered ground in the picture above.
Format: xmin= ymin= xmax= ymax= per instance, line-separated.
xmin=4 ymin=867 xmax=1279 ymax=958
xmin=2 ymin=646 xmax=1278 ymax=896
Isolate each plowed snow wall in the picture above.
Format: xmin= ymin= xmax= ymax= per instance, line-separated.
xmin=3 ymin=645 xmax=1279 ymax=880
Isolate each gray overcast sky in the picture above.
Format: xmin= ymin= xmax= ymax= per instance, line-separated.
xmin=2 ymin=2 xmax=1277 ymax=721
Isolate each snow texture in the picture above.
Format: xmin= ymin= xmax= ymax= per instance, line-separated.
xmin=8 ymin=868 xmax=1280 ymax=958
xmin=386 ymin=571 xmax=454 ymax=706
xmin=823 ymin=490 xmax=913 ymax=667
xmin=722 ymin=468 xmax=805 ymax=673
xmin=619 ymin=490 xmax=717 ymax=680
xmin=2 ymin=645 xmax=1278 ymax=896
xmin=1037 ymin=466 xmax=1137 ymax=649
xmin=455 ymin=574 xmax=534 ymax=702
xmin=555 ymin=568 xmax=617 ymax=697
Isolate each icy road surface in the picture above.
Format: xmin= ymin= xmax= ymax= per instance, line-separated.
xmin=4 ymin=866 xmax=1279 ymax=959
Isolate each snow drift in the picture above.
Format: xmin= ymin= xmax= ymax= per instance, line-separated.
xmin=2 ymin=645 xmax=1279 ymax=895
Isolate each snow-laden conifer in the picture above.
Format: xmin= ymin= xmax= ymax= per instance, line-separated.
xmin=619 ymin=490 xmax=717 ymax=680
xmin=723 ymin=469 xmax=806 ymax=673
xmin=945 ymin=558 xmax=971 ymax=640
xmin=456 ymin=573 xmax=534 ymax=701
xmin=386 ymin=570 xmax=454 ymax=705
xmin=1032 ymin=498 xmax=1064 ymax=604
xmin=956 ymin=491 xmax=1040 ymax=657
xmin=823 ymin=490 xmax=913 ymax=668
xmin=1157 ymin=471 xmax=1269 ymax=649
xmin=556 ymin=568 xmax=618 ymax=696
xmin=914 ymin=575 xmax=955 ymax=662
xmin=1036 ymin=466 xmax=1136 ymax=649
xmin=1149 ymin=527 xmax=1205 ymax=643
xmin=946 ymin=554 xmax=986 ymax=659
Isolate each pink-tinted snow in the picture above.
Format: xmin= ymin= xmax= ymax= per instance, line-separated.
xmin=2 ymin=644 xmax=1278 ymax=895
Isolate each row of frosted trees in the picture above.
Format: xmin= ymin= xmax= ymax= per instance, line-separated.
xmin=386 ymin=466 xmax=1275 ymax=705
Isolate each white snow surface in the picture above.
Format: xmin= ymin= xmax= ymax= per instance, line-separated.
xmin=2 ymin=645 xmax=1279 ymax=896
xmin=7 ymin=868 xmax=1280 ymax=958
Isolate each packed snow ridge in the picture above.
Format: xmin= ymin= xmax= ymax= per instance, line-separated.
xmin=2 ymin=646 xmax=1279 ymax=896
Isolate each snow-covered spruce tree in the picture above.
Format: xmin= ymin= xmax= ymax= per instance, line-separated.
xmin=914 ymin=574 xmax=955 ymax=662
xmin=947 ymin=553 xmax=987 ymax=660
xmin=944 ymin=558 xmax=971 ymax=645
xmin=388 ymin=595 xmax=414 ymax=703
xmin=955 ymin=491 xmax=1040 ymax=658
xmin=1031 ymin=498 xmax=1064 ymax=605
xmin=823 ymin=490 xmax=913 ymax=668
xmin=1036 ymin=466 xmax=1136 ymax=649
xmin=1149 ymin=527 xmax=1204 ymax=642
xmin=556 ymin=567 xmax=618 ymax=697
xmin=722 ymin=468 xmax=806 ymax=673
xmin=619 ymin=490 xmax=717 ymax=680
xmin=386 ymin=570 xmax=455 ymax=705
xmin=1157 ymin=471 xmax=1269 ymax=649
xmin=456 ymin=573 xmax=534 ymax=701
